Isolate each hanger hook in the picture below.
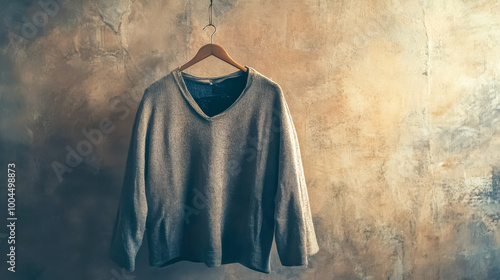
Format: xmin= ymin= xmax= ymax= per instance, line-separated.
xmin=203 ymin=24 xmax=217 ymax=44
xmin=203 ymin=0 xmax=216 ymax=44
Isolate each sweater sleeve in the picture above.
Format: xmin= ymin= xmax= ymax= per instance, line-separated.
xmin=109 ymin=89 xmax=151 ymax=272
xmin=274 ymin=87 xmax=319 ymax=267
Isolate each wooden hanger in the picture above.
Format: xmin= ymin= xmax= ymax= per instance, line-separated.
xmin=179 ymin=0 xmax=247 ymax=72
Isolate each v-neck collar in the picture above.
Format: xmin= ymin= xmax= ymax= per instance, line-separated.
xmin=173 ymin=66 xmax=254 ymax=122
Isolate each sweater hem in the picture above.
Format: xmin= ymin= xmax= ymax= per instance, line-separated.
xmin=150 ymin=256 xmax=271 ymax=274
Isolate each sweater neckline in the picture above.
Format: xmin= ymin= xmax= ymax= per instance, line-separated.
xmin=173 ymin=66 xmax=254 ymax=121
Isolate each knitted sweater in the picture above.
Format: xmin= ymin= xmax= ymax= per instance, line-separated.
xmin=109 ymin=65 xmax=319 ymax=274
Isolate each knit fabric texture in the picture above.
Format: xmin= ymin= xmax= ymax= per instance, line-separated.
xmin=109 ymin=65 xmax=319 ymax=273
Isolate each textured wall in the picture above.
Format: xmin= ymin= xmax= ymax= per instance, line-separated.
xmin=0 ymin=0 xmax=499 ymax=279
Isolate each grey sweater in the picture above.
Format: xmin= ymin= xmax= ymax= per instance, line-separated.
xmin=109 ymin=65 xmax=319 ymax=274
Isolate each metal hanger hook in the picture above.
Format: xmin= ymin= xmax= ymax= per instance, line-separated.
xmin=203 ymin=0 xmax=215 ymax=44
xmin=203 ymin=23 xmax=217 ymax=44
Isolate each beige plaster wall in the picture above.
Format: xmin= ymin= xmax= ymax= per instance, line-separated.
xmin=0 ymin=0 xmax=499 ymax=279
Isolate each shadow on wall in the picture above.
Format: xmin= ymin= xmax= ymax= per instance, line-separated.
xmin=0 ymin=0 xmax=74 ymax=47
xmin=1 ymin=100 xmax=145 ymax=279
xmin=1 ymin=0 xmax=500 ymax=279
